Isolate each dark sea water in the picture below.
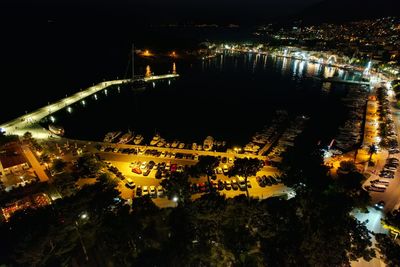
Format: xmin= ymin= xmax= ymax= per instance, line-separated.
xmin=43 ymin=53 xmax=361 ymax=146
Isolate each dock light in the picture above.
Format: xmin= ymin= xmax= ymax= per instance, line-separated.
xmin=143 ymin=50 xmax=151 ymax=57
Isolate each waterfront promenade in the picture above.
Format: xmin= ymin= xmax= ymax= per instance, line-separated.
xmin=0 ymin=74 xmax=179 ymax=137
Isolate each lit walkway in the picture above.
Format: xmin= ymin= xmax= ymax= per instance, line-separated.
xmin=0 ymin=74 xmax=179 ymax=137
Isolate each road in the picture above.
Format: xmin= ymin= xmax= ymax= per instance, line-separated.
xmin=21 ymin=145 xmax=49 ymax=182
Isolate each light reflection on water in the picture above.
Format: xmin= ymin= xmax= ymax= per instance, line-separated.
xmin=50 ymin=53 xmax=360 ymax=144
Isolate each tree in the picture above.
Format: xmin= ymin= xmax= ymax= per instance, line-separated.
xmin=375 ymin=233 xmax=400 ymax=267
xmin=191 ymin=155 xmax=220 ymax=192
xmin=23 ymin=131 xmax=32 ymax=142
xmin=160 ymin=171 xmax=191 ymax=205
xmin=52 ymin=158 xmax=67 ymax=174
xmin=52 ymin=172 xmax=77 ymax=197
xmin=337 ymin=160 xmax=357 ymax=174
xmin=76 ymin=154 xmax=104 ymax=177
xmin=367 ymin=144 xmax=377 ymax=164
xmin=228 ymin=157 xmax=263 ymax=199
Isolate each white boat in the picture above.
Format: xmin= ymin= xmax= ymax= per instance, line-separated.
xmin=157 ymin=138 xmax=166 ymax=147
xmin=133 ymin=134 xmax=144 ymax=145
xmin=104 ymin=132 xmax=114 ymax=142
xmin=203 ymin=136 xmax=214 ymax=151
xmin=171 ymin=140 xmax=179 ymax=148
xmin=49 ymin=124 xmax=64 ymax=136
xmin=192 ymin=142 xmax=197 ymax=150
xmin=104 ymin=131 xmax=122 ymax=142
xmin=150 ymin=134 xmax=161 ymax=146
xmin=178 ymin=142 xmax=185 ymax=149
xmin=118 ymin=131 xmax=133 ymax=144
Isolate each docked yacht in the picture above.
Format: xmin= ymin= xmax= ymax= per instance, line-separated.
xmin=157 ymin=138 xmax=166 ymax=147
xmin=150 ymin=134 xmax=161 ymax=146
xmin=103 ymin=131 xmax=121 ymax=143
xmin=133 ymin=134 xmax=144 ymax=145
xmin=49 ymin=124 xmax=64 ymax=136
xmin=118 ymin=131 xmax=134 ymax=144
xmin=178 ymin=142 xmax=185 ymax=149
xmin=192 ymin=142 xmax=197 ymax=150
xmin=203 ymin=136 xmax=214 ymax=151
xmin=171 ymin=140 xmax=179 ymax=148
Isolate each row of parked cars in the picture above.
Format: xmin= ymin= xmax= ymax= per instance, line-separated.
xmin=191 ymin=177 xmax=251 ymax=193
xmin=365 ymin=179 xmax=390 ymax=193
xmin=379 ymin=157 xmax=399 ymax=179
xmin=256 ymin=175 xmax=280 ymax=187
xmin=136 ymin=185 xmax=164 ymax=198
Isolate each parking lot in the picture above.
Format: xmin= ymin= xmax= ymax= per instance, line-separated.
xmin=98 ymin=150 xmax=289 ymax=205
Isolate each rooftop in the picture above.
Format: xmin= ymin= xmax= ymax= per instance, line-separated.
xmin=0 ymin=142 xmax=27 ymax=169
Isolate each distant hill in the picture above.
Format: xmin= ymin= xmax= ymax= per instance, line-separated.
xmin=296 ymin=0 xmax=398 ymax=24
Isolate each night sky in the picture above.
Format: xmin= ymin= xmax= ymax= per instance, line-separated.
xmin=1 ymin=0 xmax=323 ymax=24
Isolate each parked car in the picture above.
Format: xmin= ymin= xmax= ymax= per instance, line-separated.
xmin=223 ymin=164 xmax=229 ymax=174
xmin=142 ymin=186 xmax=149 ymax=196
xmin=149 ymin=186 xmax=156 ymax=198
xmin=171 ymin=164 xmax=177 ymax=172
xmin=231 ymin=179 xmax=238 ymax=190
xmin=157 ymin=186 xmax=164 ymax=197
xmin=374 ymin=200 xmax=385 ymax=210
xmin=256 ymin=176 xmax=265 ymax=187
xmin=224 ymin=180 xmax=231 ymax=190
xmin=155 ymin=170 xmax=162 ymax=179
xmin=125 ymin=178 xmax=136 ymax=189
xmin=132 ymin=167 xmax=142 ymax=174
xmin=217 ymin=180 xmax=224 ymax=190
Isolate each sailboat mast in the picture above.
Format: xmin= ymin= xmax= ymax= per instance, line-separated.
xmin=132 ymin=43 xmax=135 ymax=80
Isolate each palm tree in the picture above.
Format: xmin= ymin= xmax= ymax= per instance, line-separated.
xmin=23 ymin=131 xmax=32 ymax=142
xmin=52 ymin=158 xmax=67 ymax=174
xmin=368 ymin=144 xmax=378 ymax=164
xmin=192 ymin=156 xmax=220 ymax=192
xmin=228 ymin=157 xmax=263 ymax=199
